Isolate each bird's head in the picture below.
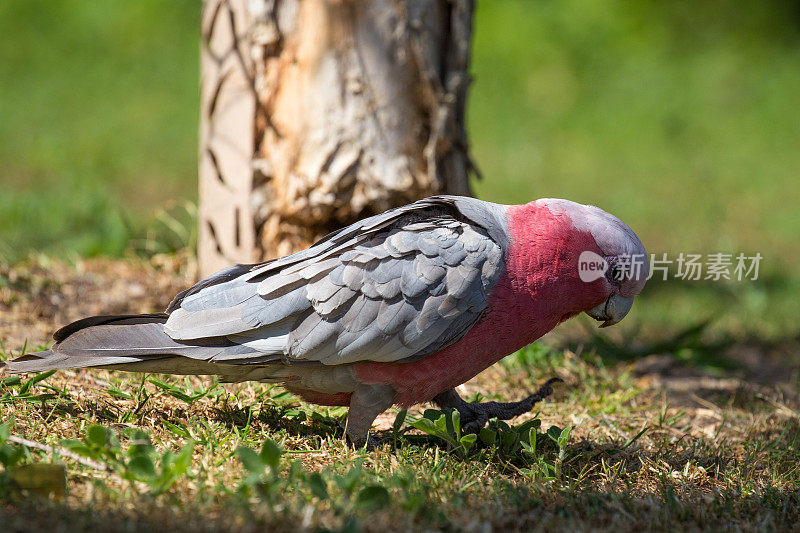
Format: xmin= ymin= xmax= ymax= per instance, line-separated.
xmin=506 ymin=198 xmax=648 ymax=328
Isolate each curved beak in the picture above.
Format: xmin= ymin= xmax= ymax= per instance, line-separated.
xmin=586 ymin=294 xmax=635 ymax=328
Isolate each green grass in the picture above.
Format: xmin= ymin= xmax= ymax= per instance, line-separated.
xmin=1 ymin=340 xmax=798 ymax=531
xmin=471 ymin=1 xmax=800 ymax=256
xmin=0 ymin=0 xmax=199 ymax=259
xmin=0 ymin=256 xmax=796 ymax=530
xmin=468 ymin=1 xmax=800 ymax=338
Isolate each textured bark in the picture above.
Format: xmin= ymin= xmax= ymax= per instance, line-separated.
xmin=199 ymin=0 xmax=476 ymax=276
xmin=198 ymin=0 xmax=259 ymax=274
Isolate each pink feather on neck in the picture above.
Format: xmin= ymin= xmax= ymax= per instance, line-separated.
xmin=353 ymin=201 xmax=610 ymax=407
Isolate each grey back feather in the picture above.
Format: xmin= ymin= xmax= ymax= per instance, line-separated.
xmin=163 ymin=196 xmax=509 ymax=366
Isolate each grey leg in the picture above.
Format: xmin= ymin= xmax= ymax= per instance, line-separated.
xmin=345 ymin=384 xmax=396 ymax=449
xmin=432 ymin=377 xmax=562 ymax=432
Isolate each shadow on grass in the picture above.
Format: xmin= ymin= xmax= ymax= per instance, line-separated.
xmin=3 ymin=416 xmax=799 ymax=532
xmin=210 ymin=402 xmax=344 ymax=443
xmin=0 ymin=498 xmax=256 ymax=533
xmin=566 ymin=319 xmax=736 ymax=367
xmin=561 ymin=315 xmax=800 ymax=382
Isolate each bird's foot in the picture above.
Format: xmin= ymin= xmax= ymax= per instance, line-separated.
xmin=345 ymin=432 xmax=381 ymax=451
xmin=335 ymin=418 xmax=382 ymax=451
xmin=433 ymin=377 xmax=563 ymax=433
xmin=343 ymin=383 xmax=395 ymax=451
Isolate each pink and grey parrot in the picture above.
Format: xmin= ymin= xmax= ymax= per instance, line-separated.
xmin=2 ymin=196 xmax=647 ymax=446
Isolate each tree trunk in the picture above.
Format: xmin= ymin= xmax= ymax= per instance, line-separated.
xmin=199 ymin=0 xmax=476 ymax=277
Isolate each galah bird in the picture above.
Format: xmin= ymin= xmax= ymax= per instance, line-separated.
xmin=3 ymin=196 xmax=647 ymax=447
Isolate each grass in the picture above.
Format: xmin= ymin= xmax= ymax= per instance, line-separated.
xmin=0 ymin=0 xmax=199 ymax=259
xmin=0 ymin=257 xmax=798 ymax=530
xmin=1 ymin=337 xmax=798 ymax=531
xmin=468 ymin=1 xmax=800 ymax=338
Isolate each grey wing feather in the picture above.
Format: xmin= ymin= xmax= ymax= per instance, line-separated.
xmin=341 ymin=295 xmax=381 ymax=332
xmin=2 ymin=318 xmax=259 ymax=375
xmin=400 ymin=265 xmax=429 ymax=298
xmin=162 ymin=196 xmax=508 ymax=366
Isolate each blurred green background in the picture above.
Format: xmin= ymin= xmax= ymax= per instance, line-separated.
xmin=1 ymin=0 xmax=798 ymax=339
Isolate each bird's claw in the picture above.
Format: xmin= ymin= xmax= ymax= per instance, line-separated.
xmin=532 ymin=377 xmax=564 ymax=402
xmin=462 ymin=416 xmax=489 ymax=434
xmin=437 ymin=377 xmax=563 ymax=433
xmin=345 ymin=433 xmax=381 ymax=451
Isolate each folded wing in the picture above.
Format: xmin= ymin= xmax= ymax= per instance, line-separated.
xmin=163 ymin=196 xmax=507 ymax=366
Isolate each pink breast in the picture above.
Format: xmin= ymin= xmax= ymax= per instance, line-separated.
xmin=351 ymin=201 xmax=608 ymax=408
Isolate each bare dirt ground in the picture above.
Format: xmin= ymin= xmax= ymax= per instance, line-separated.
xmin=0 ymin=254 xmax=194 ymax=352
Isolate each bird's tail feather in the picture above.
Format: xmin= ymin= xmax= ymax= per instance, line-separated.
xmin=1 ymin=313 xmax=252 ymax=375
